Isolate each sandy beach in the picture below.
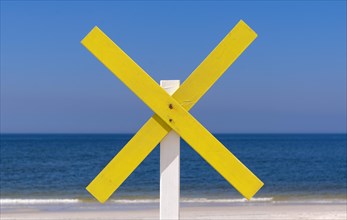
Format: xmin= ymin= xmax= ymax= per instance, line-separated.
xmin=2 ymin=203 xmax=346 ymax=220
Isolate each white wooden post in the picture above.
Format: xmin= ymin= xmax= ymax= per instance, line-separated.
xmin=160 ymin=80 xmax=180 ymax=220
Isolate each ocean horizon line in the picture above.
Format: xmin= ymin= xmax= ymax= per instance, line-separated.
xmin=1 ymin=132 xmax=346 ymax=135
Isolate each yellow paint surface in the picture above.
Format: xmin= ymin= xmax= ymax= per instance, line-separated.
xmin=82 ymin=20 xmax=263 ymax=203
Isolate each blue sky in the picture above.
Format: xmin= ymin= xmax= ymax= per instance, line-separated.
xmin=1 ymin=1 xmax=346 ymax=133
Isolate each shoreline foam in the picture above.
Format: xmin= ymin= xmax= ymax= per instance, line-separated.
xmin=2 ymin=196 xmax=347 ymax=205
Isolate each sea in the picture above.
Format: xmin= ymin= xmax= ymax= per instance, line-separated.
xmin=1 ymin=134 xmax=346 ymax=208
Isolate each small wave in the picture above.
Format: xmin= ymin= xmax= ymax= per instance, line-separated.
xmin=0 ymin=199 xmax=79 ymax=205
xmin=273 ymin=199 xmax=347 ymax=204
xmin=181 ymin=197 xmax=273 ymax=203
xmin=109 ymin=197 xmax=273 ymax=204
xmin=110 ymin=199 xmax=159 ymax=204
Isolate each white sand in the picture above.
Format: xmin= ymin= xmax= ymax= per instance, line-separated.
xmin=1 ymin=203 xmax=346 ymax=220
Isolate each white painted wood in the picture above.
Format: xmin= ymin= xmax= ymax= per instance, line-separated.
xmin=160 ymin=80 xmax=180 ymax=220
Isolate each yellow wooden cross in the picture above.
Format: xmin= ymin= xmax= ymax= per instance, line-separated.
xmin=81 ymin=20 xmax=264 ymax=204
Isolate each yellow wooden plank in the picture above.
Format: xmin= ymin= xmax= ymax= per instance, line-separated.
xmin=84 ymin=21 xmax=257 ymax=203
xmin=81 ymin=23 xmax=263 ymax=202
xmin=86 ymin=115 xmax=171 ymax=203
xmin=173 ymin=20 xmax=258 ymax=110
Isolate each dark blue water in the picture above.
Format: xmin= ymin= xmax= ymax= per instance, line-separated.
xmin=1 ymin=134 xmax=346 ymax=202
